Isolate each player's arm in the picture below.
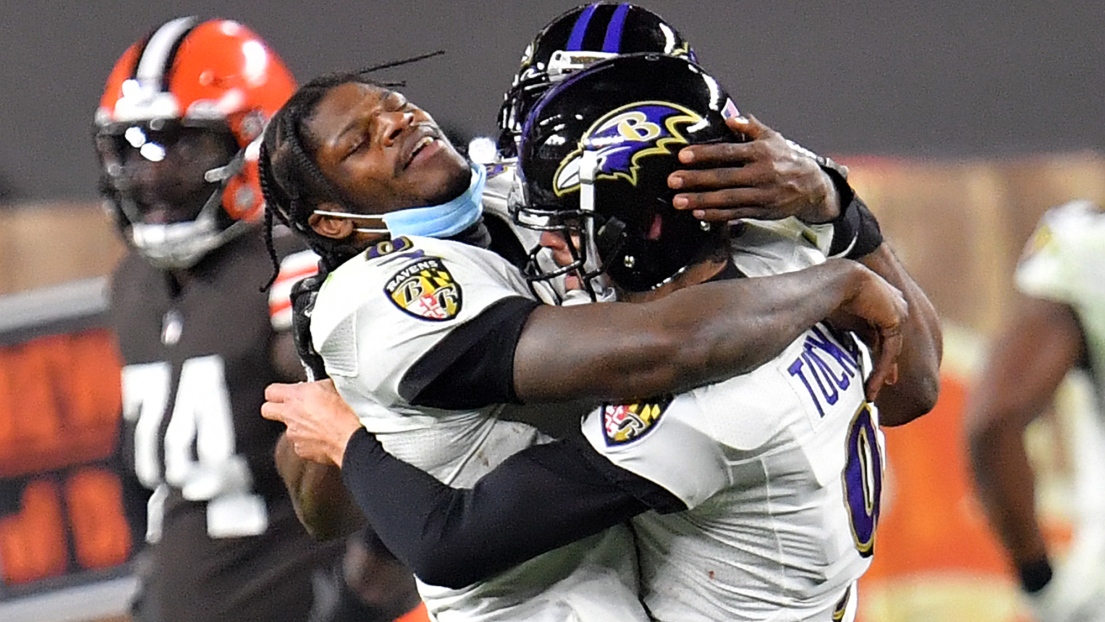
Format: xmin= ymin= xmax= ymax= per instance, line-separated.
xmin=341 ymin=430 xmax=659 ymax=588
xmin=261 ymin=385 xmax=675 ymax=589
xmin=514 ymin=257 xmax=906 ymax=405
xmin=271 ymin=321 xmax=363 ymax=540
xmin=855 ymin=242 xmax=942 ymax=425
xmin=273 ymin=433 xmax=365 ymax=540
xmin=817 ymin=191 xmax=941 ymax=424
xmin=965 ymin=294 xmax=1084 ymax=590
xmin=270 ymin=340 xmax=365 ymax=542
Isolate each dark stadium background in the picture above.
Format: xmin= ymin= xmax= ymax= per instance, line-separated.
xmin=1 ymin=0 xmax=1102 ymax=202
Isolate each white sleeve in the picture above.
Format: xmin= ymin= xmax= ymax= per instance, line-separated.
xmin=1015 ymin=200 xmax=1103 ymax=305
xmin=312 ymin=237 xmax=533 ymax=411
xmin=580 ymin=392 xmax=730 ymax=509
xmin=730 ymin=218 xmax=827 ymax=276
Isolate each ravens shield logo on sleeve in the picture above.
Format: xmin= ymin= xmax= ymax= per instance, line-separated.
xmin=384 ymin=257 xmax=463 ymax=321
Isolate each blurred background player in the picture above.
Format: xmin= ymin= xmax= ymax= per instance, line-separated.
xmin=93 ymin=16 xmax=422 ymax=622
xmin=966 ymin=199 xmax=1105 ymax=622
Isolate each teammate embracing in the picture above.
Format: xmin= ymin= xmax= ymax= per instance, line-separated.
xmin=258 ymin=46 xmax=941 ymax=620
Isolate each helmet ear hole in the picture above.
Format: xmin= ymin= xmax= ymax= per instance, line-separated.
xmin=596 ymin=216 xmax=627 ymax=255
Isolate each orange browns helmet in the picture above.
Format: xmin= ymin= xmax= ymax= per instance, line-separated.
xmin=94 ymin=17 xmax=296 ymax=268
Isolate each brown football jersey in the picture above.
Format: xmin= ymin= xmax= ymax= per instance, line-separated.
xmin=110 ymin=230 xmax=340 ymax=622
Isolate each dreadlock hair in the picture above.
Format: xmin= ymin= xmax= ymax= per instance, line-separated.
xmin=260 ymin=51 xmax=444 ymax=288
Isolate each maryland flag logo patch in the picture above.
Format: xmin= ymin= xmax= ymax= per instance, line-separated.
xmin=384 ymin=257 xmax=462 ymax=321
xmin=602 ymin=395 xmax=673 ymax=446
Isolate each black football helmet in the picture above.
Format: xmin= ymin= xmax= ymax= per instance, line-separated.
xmin=513 ymin=53 xmax=745 ymax=296
xmin=496 ymin=3 xmax=695 ymax=158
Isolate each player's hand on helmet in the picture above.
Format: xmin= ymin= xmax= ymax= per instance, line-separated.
xmin=669 ymin=114 xmax=839 ymax=224
xmin=823 ymin=259 xmax=906 ymax=401
xmin=1025 ymin=546 xmax=1105 ymax=621
xmin=262 ymin=380 xmax=362 ymax=467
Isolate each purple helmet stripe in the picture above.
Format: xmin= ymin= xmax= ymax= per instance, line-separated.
xmin=602 ymin=3 xmax=631 ymax=53
xmin=567 ymin=4 xmax=599 ymax=50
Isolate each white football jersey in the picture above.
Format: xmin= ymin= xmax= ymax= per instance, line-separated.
xmin=1016 ymin=200 xmax=1105 ymax=402
xmin=581 ymin=230 xmax=884 ymax=622
xmin=310 ymin=234 xmax=647 ymax=622
xmin=738 ymin=216 xmax=836 ymax=262
xmin=1015 ymin=200 xmax=1105 ymax=575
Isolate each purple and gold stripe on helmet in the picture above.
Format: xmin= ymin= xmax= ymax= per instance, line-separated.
xmin=602 ymin=3 xmax=630 ymax=53
xmin=568 ymin=3 xmax=633 ymax=53
xmin=566 ymin=4 xmax=599 ymax=51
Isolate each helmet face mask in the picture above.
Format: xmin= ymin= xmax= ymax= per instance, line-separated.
xmin=497 ymin=3 xmax=696 ymax=159
xmin=97 ymin=120 xmax=238 ymax=223
xmin=95 ymin=16 xmax=296 ymax=268
xmin=514 ymin=53 xmax=741 ymax=296
xmin=96 ymin=119 xmax=241 ymax=267
xmin=514 ymin=198 xmax=614 ymax=302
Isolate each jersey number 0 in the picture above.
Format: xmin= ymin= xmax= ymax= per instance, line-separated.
xmin=842 ymin=404 xmax=883 ymax=557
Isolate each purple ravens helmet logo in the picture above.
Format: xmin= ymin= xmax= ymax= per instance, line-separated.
xmin=553 ymin=101 xmax=702 ymax=196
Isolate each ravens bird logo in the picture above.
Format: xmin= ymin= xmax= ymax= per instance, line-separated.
xmin=553 ymin=101 xmax=702 ymax=196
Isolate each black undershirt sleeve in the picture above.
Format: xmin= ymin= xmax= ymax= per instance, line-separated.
xmin=398 ymin=296 xmax=539 ymax=409
xmin=340 ymin=428 xmax=684 ymax=589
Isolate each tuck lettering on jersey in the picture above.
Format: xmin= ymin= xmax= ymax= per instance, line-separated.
xmin=786 ymin=325 xmax=862 ymax=418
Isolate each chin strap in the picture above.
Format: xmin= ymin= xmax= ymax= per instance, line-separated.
xmin=203 ymin=148 xmax=246 ymax=183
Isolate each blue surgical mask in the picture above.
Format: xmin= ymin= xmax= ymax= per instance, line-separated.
xmin=381 ymin=164 xmax=486 ymax=238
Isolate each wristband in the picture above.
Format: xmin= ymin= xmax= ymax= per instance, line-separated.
xmin=1017 ymin=556 xmax=1054 ymax=594
xmin=827 ymin=192 xmax=883 ymax=260
xmin=819 ymin=161 xmax=855 ymax=213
